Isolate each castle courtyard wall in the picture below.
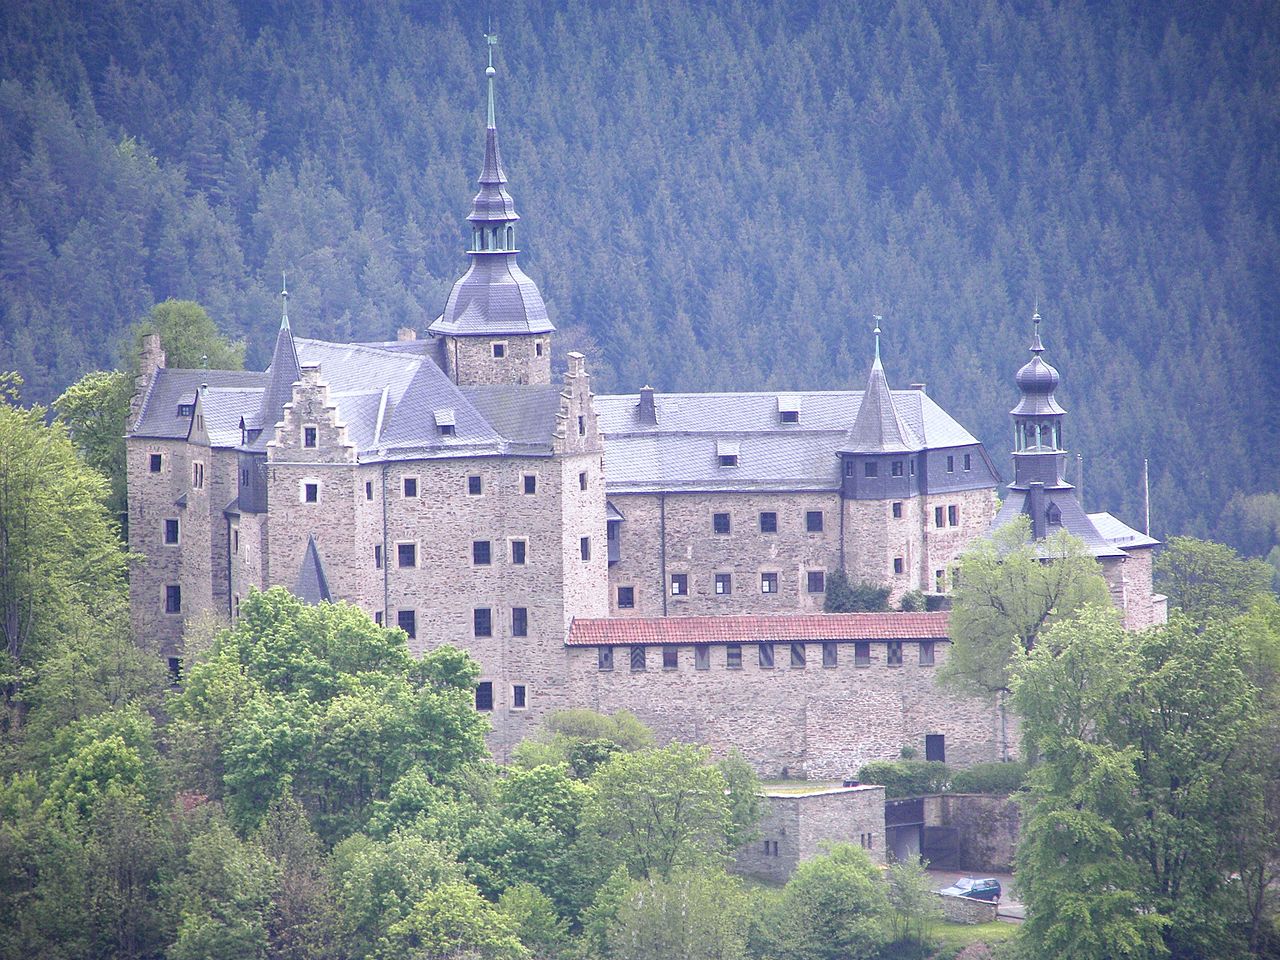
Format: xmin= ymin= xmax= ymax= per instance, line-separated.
xmin=735 ymin=785 xmax=886 ymax=882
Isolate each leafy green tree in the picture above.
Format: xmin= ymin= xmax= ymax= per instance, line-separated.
xmin=606 ymin=868 xmax=750 ymax=960
xmin=1155 ymin=536 xmax=1274 ymax=629
xmin=130 ymin=299 xmax=245 ymax=374
xmin=256 ymin=789 xmax=339 ymax=960
xmin=884 ymin=856 xmax=941 ymax=949
xmin=497 ymin=882 xmax=569 ymax=959
xmin=378 ymin=879 xmax=528 ymax=960
xmin=716 ymin=749 xmax=764 ymax=850
xmin=511 ymin=708 xmax=654 ymax=777
xmin=52 ymin=370 xmax=131 ymax=517
xmin=823 ymin=570 xmax=891 ymax=612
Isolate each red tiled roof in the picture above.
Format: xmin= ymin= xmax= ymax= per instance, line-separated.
xmin=565 ymin=612 xmax=950 ymax=646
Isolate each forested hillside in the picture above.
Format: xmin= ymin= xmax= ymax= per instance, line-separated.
xmin=2 ymin=0 xmax=1277 ymax=545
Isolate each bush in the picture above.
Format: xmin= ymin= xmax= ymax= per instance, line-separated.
xmin=824 ymin=571 xmax=891 ymax=613
xmin=948 ymin=761 xmax=1028 ymax=796
xmin=898 ymin=590 xmax=926 ymax=612
xmin=854 ymin=761 xmax=951 ymax=798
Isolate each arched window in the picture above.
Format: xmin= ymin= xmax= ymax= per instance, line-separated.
xmin=506 ymin=225 xmax=514 ymax=248
xmin=495 ymin=227 xmax=504 ymax=250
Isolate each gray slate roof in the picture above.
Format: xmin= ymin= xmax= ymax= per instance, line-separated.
xmin=428 ymin=255 xmax=555 ymax=336
xmin=1088 ymin=511 xmax=1159 ymax=549
xmin=841 ymin=356 xmax=922 ymax=454
xmin=132 ymin=369 xmax=266 ymax=440
xmin=293 ymin=535 xmax=332 ymax=604
xmin=595 ymin=390 xmax=980 ymax=493
xmin=991 ymin=487 xmax=1128 ymax=558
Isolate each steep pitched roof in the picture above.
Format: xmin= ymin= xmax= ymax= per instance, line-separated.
xmin=246 ymin=312 xmax=302 ymax=449
xmin=566 ymin=612 xmax=951 ymax=646
xmin=131 ymin=368 xmax=266 ymax=440
xmin=293 ymin=535 xmax=332 ymax=605
xmin=840 ymin=339 xmax=922 ymax=454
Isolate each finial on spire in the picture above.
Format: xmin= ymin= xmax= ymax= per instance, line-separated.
xmin=280 ymin=271 xmax=290 ymax=329
xmin=1029 ymin=304 xmax=1044 ymax=354
xmin=484 ymin=29 xmax=499 ymax=128
xmin=872 ymin=316 xmax=883 ymax=364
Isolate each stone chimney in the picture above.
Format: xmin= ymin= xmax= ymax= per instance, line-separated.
xmin=128 ymin=333 xmax=167 ymax=430
xmin=910 ymin=382 xmax=927 ymax=394
xmin=638 ymin=385 xmax=657 ymax=425
xmin=396 ymin=327 xmax=417 ymax=341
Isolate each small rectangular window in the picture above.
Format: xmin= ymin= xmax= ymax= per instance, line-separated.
xmin=165 ymin=584 xmax=182 ymax=614
xmin=578 ymin=471 xmax=587 ymax=491
xmin=512 ymin=684 xmax=527 ymax=709
xmin=491 ymin=342 xmax=506 ymax=358
xmin=398 ymin=609 xmax=416 ymax=639
xmin=468 ymin=475 xmax=482 ymax=495
xmin=935 ymin=569 xmax=946 ymax=592
xmin=948 ymin=505 xmax=959 ymax=526
xmin=790 ymin=642 xmax=805 ymax=668
xmin=476 ymin=680 xmax=494 ymax=710
xmin=947 ymin=455 xmax=955 ymax=473
xmin=893 ymin=557 xmax=904 ymax=574
xmin=512 ymin=607 xmax=528 ymax=637
xmin=759 ymin=511 xmax=778 ymax=533
xmin=919 ymin=641 xmax=935 ymax=666
xmin=474 ymin=608 xmax=492 ymax=637
xmin=598 ymin=647 xmax=614 ymax=671
xmin=964 ymin=453 xmax=972 ymax=471
xmin=177 ymin=403 xmax=194 ymax=418
xmin=855 ymin=641 xmax=870 ymax=667
xmin=149 ymin=453 xmax=163 ymax=473
xmin=715 ymin=573 xmax=732 ymax=595
xmin=892 ymin=460 xmax=903 ymax=477
xmin=535 ymin=341 xmax=544 ymax=357
xmin=167 ymin=656 xmax=182 ymax=683
xmin=630 ymin=645 xmax=646 ymax=672
xmin=712 ymin=512 xmax=731 ymax=535
xmin=759 ymin=643 xmax=775 ymax=668
xmin=718 ymin=454 xmax=739 ymax=467
xmin=303 ymin=425 xmax=317 ymax=448
xmin=233 ymin=529 xmax=239 ymax=553
xmin=845 ymin=460 xmax=855 ymax=477
xmin=473 ymin=540 xmax=492 ymax=566
xmin=580 ymin=536 xmax=591 ymax=561
xmin=887 ymin=641 xmax=903 ymax=666
xmin=403 ymin=477 xmax=418 ymax=498
xmin=805 ymin=510 xmax=824 ymax=532
xmin=398 ymin=542 xmax=417 ymax=568
xmin=695 ymin=647 xmax=710 ymax=670
xmin=511 ymin=540 xmax=527 ymax=564
xmin=925 ymin=734 xmax=945 ymax=763
xmin=726 ymin=644 xmax=742 ymax=669
xmin=822 ymin=642 xmax=838 ymax=667
xmin=577 ymin=415 xmax=585 ymax=436
xmin=304 ymin=482 xmax=318 ymax=503
xmin=935 ymin=506 xmax=945 ymax=528
xmin=892 ymin=501 xmax=903 ymax=519
xmin=761 ymin=572 xmax=778 ymax=594
xmin=164 ymin=518 xmax=179 ymax=545
xmin=523 ymin=474 xmax=537 ymax=494
xmin=617 ymin=585 xmax=635 ymax=608
xmin=438 ymin=423 xmax=455 ymax=437
xmin=375 ymin=611 xmax=383 ymax=626
xmin=375 ymin=544 xmax=383 ymax=569
xmin=864 ymin=461 xmax=878 ymax=478
xmin=662 ymin=647 xmax=678 ymax=670
xmin=365 ymin=480 xmax=373 ymax=500
xmin=780 ymin=409 xmax=799 ymax=423
xmin=670 ymin=573 xmax=688 ymax=596
xmin=807 ymin=571 xmax=825 ymax=593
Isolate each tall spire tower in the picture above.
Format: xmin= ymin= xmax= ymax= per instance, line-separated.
xmin=428 ymin=32 xmax=555 ymax=386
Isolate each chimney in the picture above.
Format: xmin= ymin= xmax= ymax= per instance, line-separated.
xmin=638 ymin=385 xmax=656 ymax=425
xmin=910 ymin=382 xmax=926 ymax=394
xmin=128 ymin=333 xmax=167 ymax=430
xmin=396 ymin=327 xmax=417 ymax=341
xmin=1028 ymin=482 xmax=1046 ymax=540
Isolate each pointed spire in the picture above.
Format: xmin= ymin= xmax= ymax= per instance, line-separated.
xmin=248 ymin=268 xmax=303 ymax=445
xmin=1029 ymin=304 xmax=1044 ymax=354
xmin=293 ymin=535 xmax=332 ymax=605
xmin=841 ymin=321 xmax=921 ymax=454
xmin=873 ymin=316 xmax=883 ymax=365
xmin=486 ymin=29 xmax=498 ymax=129
xmin=280 ymin=271 xmax=290 ymax=330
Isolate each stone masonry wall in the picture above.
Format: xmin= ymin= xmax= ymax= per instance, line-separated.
xmin=568 ymin=639 xmax=1002 ymax=779
xmin=1103 ymin=547 xmax=1166 ymax=630
xmin=442 ymin=333 xmax=552 ymax=386
xmin=127 ymin=437 xmax=191 ymax=656
xmin=735 ymin=785 xmax=886 ymax=883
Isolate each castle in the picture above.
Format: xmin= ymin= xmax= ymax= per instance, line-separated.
xmin=125 ymin=50 xmax=1163 ymax=773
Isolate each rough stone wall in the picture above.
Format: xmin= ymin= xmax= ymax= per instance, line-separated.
xmin=441 ymin=333 xmax=552 ymax=385
xmin=735 ymin=786 xmax=886 ymax=882
xmin=938 ymin=894 xmax=998 ymax=924
xmin=922 ymin=488 xmax=999 ymax=593
xmin=126 ymin=436 xmax=190 ymax=655
xmin=843 ymin=496 xmax=913 ymax=595
xmin=1107 ymin=546 xmax=1166 ymax=630
xmin=567 ymin=639 xmax=1002 ymax=779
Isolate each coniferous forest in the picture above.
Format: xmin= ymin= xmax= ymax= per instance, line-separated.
xmin=1 ymin=0 xmax=1278 ymax=549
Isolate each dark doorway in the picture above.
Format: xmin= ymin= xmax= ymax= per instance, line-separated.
xmin=926 ymin=734 xmax=946 ymax=763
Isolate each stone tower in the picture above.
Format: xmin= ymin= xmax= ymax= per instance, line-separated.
xmin=429 ymin=33 xmax=555 ymax=385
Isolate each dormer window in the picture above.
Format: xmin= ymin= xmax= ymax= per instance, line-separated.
xmin=777 ymin=395 xmax=801 ymax=424
xmin=1047 ymin=503 xmax=1062 ymax=525
xmin=177 ymin=403 xmax=194 ymax=418
xmin=434 ymin=409 xmax=456 ymax=437
xmin=716 ymin=440 xmax=740 ymax=468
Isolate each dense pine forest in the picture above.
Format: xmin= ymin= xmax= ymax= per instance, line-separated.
xmin=1 ymin=0 xmax=1277 ymax=549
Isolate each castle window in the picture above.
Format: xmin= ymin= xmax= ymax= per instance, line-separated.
xmin=864 ymin=461 xmax=878 ymax=478
xmin=726 ymin=644 xmax=742 ymax=669
xmin=473 ymin=540 xmax=492 ymax=566
xmin=778 ymin=396 xmax=801 ymax=423
xmin=403 ymin=477 xmax=418 ymax=498
xmin=630 ymin=646 xmax=646 ymax=672
xmin=845 ymin=460 xmax=854 ymax=477
xmin=758 ymin=643 xmax=774 ymax=668
xmin=598 ymin=647 xmax=614 ymax=671
xmin=474 ymin=608 xmax=492 ymax=637
xmin=919 ymin=641 xmax=935 ymax=666
xmin=935 ymin=569 xmax=945 ymax=592
xmin=233 ymin=529 xmax=239 ymax=553
xmin=790 ymin=643 xmax=806 ymax=668
xmin=948 ymin=505 xmax=959 ymax=526
xmin=717 ymin=454 xmax=739 ymax=467
xmin=695 ymin=646 xmax=710 ymax=670
xmin=892 ymin=501 xmax=903 ymax=519
xmin=964 ymin=453 xmax=972 ymax=471
xmin=365 ymin=480 xmax=373 ymax=500
xmin=761 ymin=572 xmax=778 ymax=594
xmin=164 ymin=518 xmax=179 ymax=545
xmin=492 ymin=342 xmax=506 ymax=358
xmin=397 ymin=542 xmax=417 ymax=568
xmin=909 ymin=460 xmax=915 ymax=476
xmin=506 ymin=225 xmax=514 ymax=248
xmin=434 ymin=408 xmax=456 ymax=437
xmin=925 ymin=734 xmax=945 ymax=763
xmin=241 ymin=469 xmax=250 ymax=486
xmin=192 ymin=462 xmax=205 ymax=489
xmin=164 ymin=584 xmax=182 ymax=614
xmin=475 ymin=681 xmax=493 ymax=711
xmin=935 ymin=506 xmax=945 ymax=528
xmin=375 ymin=544 xmax=383 ymax=569
xmin=806 ymin=571 xmax=825 ymax=593
xmin=468 ymin=475 xmax=482 ymax=495
xmin=671 ymin=574 xmax=688 ymax=596
xmin=303 ymin=482 xmax=318 ymax=503
xmin=512 ymin=607 xmax=528 ymax=637
xmin=781 ymin=409 xmax=800 ymax=423
xmin=149 ymin=453 xmax=163 ymax=473
xmin=398 ymin=609 xmax=416 ymax=639
xmin=892 ymin=460 xmax=903 ymax=477
xmin=822 ymin=642 xmax=838 ymax=667
xmin=617 ymin=585 xmax=635 ymax=608
xmin=716 ymin=441 xmax=740 ymax=468
xmin=893 ymin=557 xmax=904 ymax=574
xmin=511 ymin=539 xmax=527 ymax=565
xmin=759 ymin=511 xmax=778 ymax=533
xmin=579 ymin=471 xmax=587 ymax=491
xmin=177 ymin=403 xmax=194 ymax=418
xmin=887 ymin=641 xmax=903 ymax=666
xmin=1047 ymin=503 xmax=1062 ymax=525
xmin=168 ymin=657 xmax=182 ymax=684
xmin=946 ymin=455 xmax=955 ymax=473
xmin=715 ymin=573 xmax=732 ymax=595
xmin=854 ymin=641 xmax=870 ymax=667
xmin=580 ymin=536 xmax=591 ymax=562
xmin=523 ymin=474 xmax=537 ymax=494
xmin=713 ymin=512 xmax=731 ymax=535
xmin=535 ymin=340 xmax=543 ymax=357
xmin=512 ymin=683 xmax=527 ymax=709
xmin=375 ymin=611 xmax=383 ymax=626
xmin=303 ymin=425 xmax=317 ymax=448
xmin=805 ymin=510 xmax=824 ymax=532
xmin=578 ymin=415 xmax=585 ymax=436
xmin=663 ymin=648 xmax=678 ymax=670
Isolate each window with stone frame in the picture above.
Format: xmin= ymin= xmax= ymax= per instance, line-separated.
xmin=759 ymin=511 xmax=778 ymax=533
xmin=303 ymin=425 xmax=318 ymax=448
xmin=303 ymin=481 xmax=318 ymax=503
xmin=475 ymin=681 xmax=494 ymax=710
xmin=192 ymin=461 xmax=205 ymax=489
xmin=164 ymin=584 xmax=181 ymax=614
xmin=397 ymin=542 xmax=417 ymax=568
xmin=670 ymin=573 xmax=689 ymax=596
xmin=374 ymin=544 xmax=383 ymax=569
xmin=577 ymin=415 xmax=585 ymax=436
xmin=512 ymin=607 xmax=528 ymax=637
xmin=855 ymin=641 xmax=870 ymax=667
xmin=403 ymin=476 xmax=418 ymax=498
xmin=578 ymin=471 xmax=588 ymax=491
xmin=580 ymin=536 xmax=591 ymax=561
xmin=473 ymin=607 xmax=492 ymax=637
xmin=935 ymin=569 xmax=945 ymax=592
xmin=790 ymin=642 xmax=805 ymax=668
xmin=365 ymin=480 xmax=373 ymax=500
xmin=630 ymin=645 xmax=646 ymax=672
xmin=759 ymin=643 xmax=775 ymax=668
xmin=511 ymin=539 xmax=527 ymax=564
xmin=512 ymin=684 xmax=527 ymax=709
xmin=887 ymin=641 xmax=903 ymax=666
xmin=695 ymin=646 xmax=710 ymax=670
xmin=760 ymin=572 xmax=778 ymax=594
xmin=662 ymin=647 xmax=678 ymax=670
xmin=712 ymin=512 xmax=731 ymax=535
xmin=892 ymin=501 xmax=903 ymax=518
xmin=617 ymin=585 xmax=635 ymax=608
xmin=948 ymin=504 xmax=959 ymax=526
xmin=473 ymin=540 xmax=492 ymax=565
xmin=805 ymin=510 xmax=824 ymax=532
xmin=726 ymin=644 xmax=742 ymax=669
xmin=935 ymin=506 xmax=945 ymax=528
xmin=598 ymin=647 xmax=614 ymax=671
xmin=523 ymin=474 xmax=537 ymax=494
xmin=491 ymin=342 xmax=506 ymax=358
xmin=715 ymin=573 xmax=732 ymax=595
xmin=468 ymin=474 xmax=482 ymax=495
xmin=164 ymin=518 xmax=179 ymax=545
xmin=806 ymin=570 xmax=825 ymax=593
xmin=893 ymin=557 xmax=904 ymax=574
xmin=397 ymin=609 xmax=416 ymax=639
xmin=149 ymin=453 xmax=163 ymax=473
xmin=822 ymin=642 xmax=838 ymax=667
xmin=919 ymin=641 xmax=935 ymax=666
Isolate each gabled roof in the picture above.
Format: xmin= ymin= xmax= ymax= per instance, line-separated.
xmin=293 ymin=535 xmax=332 ymax=605
xmin=247 ymin=315 xmax=302 ymax=448
xmin=990 ymin=487 xmax=1127 ymax=559
xmin=1088 ymin=511 xmax=1160 ymax=549
xmin=131 ymin=368 xmax=266 ymax=440
xmin=566 ymin=612 xmax=951 ymax=646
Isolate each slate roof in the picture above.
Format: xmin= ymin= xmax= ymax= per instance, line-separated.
xmin=841 ymin=354 xmax=922 ymax=454
xmin=1088 ymin=511 xmax=1160 ymax=549
xmin=991 ymin=487 xmax=1128 ymax=558
xmin=566 ymin=612 xmax=951 ymax=646
xmin=429 ymin=255 xmax=555 ymax=336
xmin=293 ymin=535 xmax=332 ymax=604
xmin=247 ymin=316 xmax=302 ymax=448
xmin=131 ymin=368 xmax=266 ymax=440
xmin=595 ymin=390 xmax=980 ymax=492
xmin=202 ymin=387 xmax=263 ymax=447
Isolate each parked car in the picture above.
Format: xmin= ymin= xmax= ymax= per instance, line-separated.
xmin=938 ymin=877 xmax=1002 ymax=902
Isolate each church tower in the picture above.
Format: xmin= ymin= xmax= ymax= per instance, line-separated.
xmin=429 ymin=34 xmax=555 ymax=385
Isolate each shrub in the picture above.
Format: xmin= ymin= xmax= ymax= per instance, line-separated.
xmin=824 ymin=571 xmax=891 ymax=613
xmin=898 ymin=590 xmax=926 ymax=612
xmin=948 ymin=761 xmax=1028 ymax=796
xmin=854 ymin=761 xmax=951 ymax=798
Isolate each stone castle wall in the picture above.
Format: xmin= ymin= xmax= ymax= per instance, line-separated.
xmin=735 ymin=785 xmax=886 ymax=883
xmin=441 ymin=333 xmax=552 ymax=385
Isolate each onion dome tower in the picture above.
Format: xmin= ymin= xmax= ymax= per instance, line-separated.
xmin=428 ymin=32 xmax=555 ymax=386
xmin=1009 ymin=311 xmax=1068 ymax=491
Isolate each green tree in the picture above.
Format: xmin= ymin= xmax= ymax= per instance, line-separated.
xmin=130 ymin=299 xmax=245 ymax=374
xmin=760 ymin=843 xmax=889 ymax=960
xmin=378 ymin=879 xmax=528 ymax=960
xmin=256 ymin=790 xmax=339 ymax=960
xmin=1155 ymin=536 xmax=1274 ymax=629
xmin=52 ymin=370 xmax=131 ymax=518
xmin=606 ymin=868 xmax=750 ymax=960
xmin=496 ymin=882 xmax=569 ymax=958
xmin=511 ymin=708 xmax=655 ymax=777
xmin=884 ymin=856 xmax=941 ymax=949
